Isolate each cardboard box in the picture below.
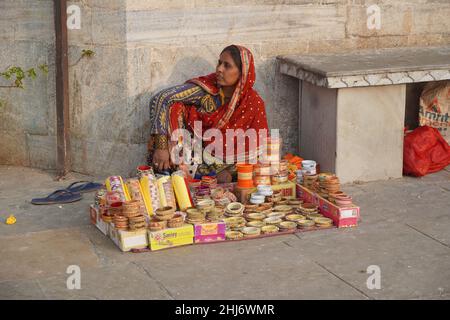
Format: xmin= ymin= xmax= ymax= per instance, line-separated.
xmin=109 ymin=227 xmax=149 ymax=252
xmin=194 ymin=222 xmax=226 ymax=243
xmin=296 ymin=184 xmax=359 ymax=228
xmin=148 ymin=224 xmax=194 ymax=251
xmin=234 ymin=186 xmax=256 ymax=204
xmin=89 ymin=205 xmax=97 ymax=225
xmin=89 ymin=205 xmax=110 ymax=236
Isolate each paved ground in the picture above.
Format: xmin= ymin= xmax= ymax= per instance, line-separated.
xmin=0 ymin=165 xmax=449 ymax=300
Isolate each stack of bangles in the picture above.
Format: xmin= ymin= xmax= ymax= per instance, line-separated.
xmin=271 ymin=172 xmax=289 ymax=185
xmin=155 ymin=206 xmax=175 ymax=221
xmin=201 ymin=176 xmax=217 ymax=189
xmin=249 ymin=193 xmax=265 ymax=205
xmin=194 ymin=185 xmax=211 ymax=201
xmin=226 ymin=231 xmax=243 ymax=240
xmin=196 ymin=199 xmax=215 ymax=213
xmin=128 ymin=215 xmax=146 ymax=231
xmin=225 ymin=202 xmax=245 ymax=217
xmin=211 ymin=188 xmax=237 ymax=206
xmin=113 ymin=215 xmax=128 ymax=230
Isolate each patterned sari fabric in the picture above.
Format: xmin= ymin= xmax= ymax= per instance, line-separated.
xmin=148 ymin=45 xmax=269 ymax=171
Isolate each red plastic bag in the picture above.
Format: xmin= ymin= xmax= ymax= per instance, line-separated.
xmin=403 ymin=126 xmax=450 ymax=177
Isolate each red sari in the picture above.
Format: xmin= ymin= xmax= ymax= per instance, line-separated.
xmin=168 ymin=45 xmax=269 ymax=165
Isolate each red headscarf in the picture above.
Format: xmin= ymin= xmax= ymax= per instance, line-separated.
xmin=169 ymin=45 xmax=268 ymax=163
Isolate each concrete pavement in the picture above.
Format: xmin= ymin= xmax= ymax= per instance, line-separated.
xmin=0 ymin=165 xmax=449 ymax=300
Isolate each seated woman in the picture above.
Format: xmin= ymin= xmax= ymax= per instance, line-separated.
xmin=148 ymin=45 xmax=269 ymax=183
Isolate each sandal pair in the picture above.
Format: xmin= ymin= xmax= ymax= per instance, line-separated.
xmin=31 ymin=181 xmax=103 ymax=205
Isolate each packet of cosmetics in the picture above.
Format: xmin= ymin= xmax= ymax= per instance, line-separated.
xmin=105 ymin=176 xmax=131 ymax=202
xmin=140 ymin=173 xmax=161 ymax=216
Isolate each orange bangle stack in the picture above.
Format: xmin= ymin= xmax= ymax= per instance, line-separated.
xmin=108 ymin=202 xmax=123 ymax=216
xmin=122 ymin=200 xmax=141 ymax=218
xmin=113 ymin=214 xmax=129 ymax=230
xmin=201 ymin=176 xmax=217 ymax=189
xmin=236 ymin=164 xmax=254 ymax=188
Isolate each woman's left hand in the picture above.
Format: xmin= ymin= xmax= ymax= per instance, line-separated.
xmin=217 ymin=170 xmax=232 ymax=183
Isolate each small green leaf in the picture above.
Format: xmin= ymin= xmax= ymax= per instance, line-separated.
xmin=27 ymin=68 xmax=37 ymax=79
xmin=39 ymin=64 xmax=49 ymax=74
xmin=16 ymin=68 xmax=25 ymax=81
xmin=81 ymin=49 xmax=95 ymax=58
xmin=14 ymin=79 xmax=24 ymax=88
xmin=0 ymin=71 xmax=11 ymax=80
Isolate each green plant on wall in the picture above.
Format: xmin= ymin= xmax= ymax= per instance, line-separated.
xmin=0 ymin=64 xmax=49 ymax=109
xmin=71 ymin=49 xmax=96 ymax=67
xmin=81 ymin=49 xmax=95 ymax=58
xmin=0 ymin=64 xmax=48 ymax=89
xmin=0 ymin=49 xmax=95 ymax=108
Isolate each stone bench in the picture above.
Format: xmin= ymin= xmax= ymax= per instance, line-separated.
xmin=277 ymin=46 xmax=450 ymax=183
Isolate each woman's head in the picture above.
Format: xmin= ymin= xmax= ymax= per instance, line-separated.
xmin=216 ymin=45 xmax=242 ymax=87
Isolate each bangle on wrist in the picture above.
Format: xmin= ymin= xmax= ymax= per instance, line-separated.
xmin=153 ymin=134 xmax=168 ymax=149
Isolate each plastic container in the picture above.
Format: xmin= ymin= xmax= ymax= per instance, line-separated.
xmin=236 ymin=164 xmax=254 ymax=188
xmin=137 ymin=165 xmax=154 ymax=178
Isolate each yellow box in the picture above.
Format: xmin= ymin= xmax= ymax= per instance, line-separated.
xmin=148 ymin=224 xmax=194 ymax=251
xmin=109 ymin=226 xmax=148 ymax=252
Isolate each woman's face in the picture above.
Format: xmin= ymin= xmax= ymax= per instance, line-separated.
xmin=216 ymin=50 xmax=241 ymax=87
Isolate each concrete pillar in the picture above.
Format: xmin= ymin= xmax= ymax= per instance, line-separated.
xmin=298 ymin=83 xmax=406 ymax=184
xmin=299 ymin=81 xmax=337 ymax=174
xmin=336 ymin=85 xmax=406 ymax=183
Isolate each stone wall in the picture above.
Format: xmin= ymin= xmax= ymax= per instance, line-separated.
xmin=0 ymin=0 xmax=56 ymax=169
xmin=1 ymin=0 xmax=450 ymax=176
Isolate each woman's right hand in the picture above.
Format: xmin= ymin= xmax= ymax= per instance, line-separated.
xmin=152 ymin=149 xmax=171 ymax=172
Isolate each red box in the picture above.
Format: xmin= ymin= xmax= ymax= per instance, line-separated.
xmin=296 ymin=184 xmax=359 ymax=228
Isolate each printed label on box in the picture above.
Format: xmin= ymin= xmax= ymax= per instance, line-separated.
xmin=340 ymin=208 xmax=357 ymax=219
xmin=194 ymin=222 xmax=226 ymax=236
xmin=195 ymin=234 xmax=226 ymax=243
xmin=148 ymin=225 xmax=194 ymax=251
xmin=120 ymin=231 xmax=148 ymax=251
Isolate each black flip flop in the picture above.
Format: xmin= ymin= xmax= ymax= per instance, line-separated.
xmin=66 ymin=181 xmax=104 ymax=193
xmin=31 ymin=189 xmax=82 ymax=205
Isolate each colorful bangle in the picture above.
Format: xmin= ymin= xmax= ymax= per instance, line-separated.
xmin=226 ymin=202 xmax=245 ymax=215
xmin=155 ymin=206 xmax=175 ymax=215
xmin=153 ymin=134 xmax=169 ymax=149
